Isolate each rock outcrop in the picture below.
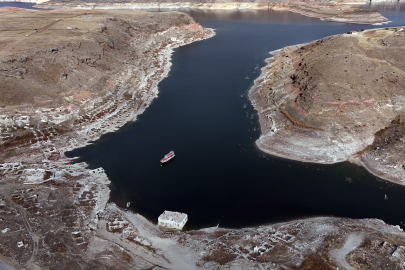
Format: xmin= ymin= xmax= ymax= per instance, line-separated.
xmin=249 ymin=27 xmax=405 ymax=185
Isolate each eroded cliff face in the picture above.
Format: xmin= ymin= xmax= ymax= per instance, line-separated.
xmin=36 ymin=0 xmax=389 ymax=25
xmin=249 ymin=27 xmax=405 ymax=185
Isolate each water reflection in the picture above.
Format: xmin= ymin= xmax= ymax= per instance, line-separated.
xmin=363 ymin=1 xmax=405 ymax=12
xmin=362 ymin=1 xmax=405 ymax=25
xmin=186 ymin=9 xmax=320 ymax=23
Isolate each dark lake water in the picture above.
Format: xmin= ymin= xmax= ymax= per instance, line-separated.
xmin=0 ymin=2 xmax=37 ymax=9
xmin=56 ymin=3 xmax=405 ymax=230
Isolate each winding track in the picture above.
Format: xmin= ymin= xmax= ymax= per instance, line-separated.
xmin=0 ymin=188 xmax=39 ymax=265
xmin=0 ymin=12 xmax=83 ymax=57
xmin=0 ymin=19 xmax=60 ymax=57
xmin=16 ymin=206 xmax=39 ymax=265
xmin=0 ymin=258 xmax=15 ymax=270
xmin=330 ymin=233 xmax=365 ymax=270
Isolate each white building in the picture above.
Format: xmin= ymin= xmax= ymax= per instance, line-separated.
xmin=20 ymin=169 xmax=46 ymax=184
xmin=158 ymin=210 xmax=188 ymax=230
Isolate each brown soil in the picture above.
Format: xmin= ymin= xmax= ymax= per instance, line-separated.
xmin=0 ymin=9 xmax=194 ymax=107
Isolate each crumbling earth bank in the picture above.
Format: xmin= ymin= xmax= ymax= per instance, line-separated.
xmin=249 ymin=27 xmax=405 ymax=186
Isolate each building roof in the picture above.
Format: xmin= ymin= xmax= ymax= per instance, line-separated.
xmin=158 ymin=210 xmax=187 ymax=223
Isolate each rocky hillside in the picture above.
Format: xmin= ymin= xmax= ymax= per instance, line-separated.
xmin=0 ymin=8 xmax=213 ymax=157
xmin=249 ymin=27 xmax=405 ymax=185
xmin=0 ymin=8 xmax=215 ymax=269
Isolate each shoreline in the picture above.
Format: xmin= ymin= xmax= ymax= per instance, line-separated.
xmin=59 ymin=25 xmax=216 ymax=153
xmin=0 ymin=9 xmax=218 ymax=268
xmin=0 ymin=9 xmax=216 ymax=217
xmin=21 ymin=0 xmax=389 ymax=25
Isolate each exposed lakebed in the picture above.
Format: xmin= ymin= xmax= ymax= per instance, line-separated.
xmin=67 ymin=4 xmax=405 ymax=230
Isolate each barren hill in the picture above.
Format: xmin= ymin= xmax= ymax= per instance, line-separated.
xmin=0 ymin=8 xmax=213 ymax=155
xmin=249 ymin=27 xmax=405 ymax=185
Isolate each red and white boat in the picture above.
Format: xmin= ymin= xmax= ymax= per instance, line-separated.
xmin=160 ymin=151 xmax=175 ymax=163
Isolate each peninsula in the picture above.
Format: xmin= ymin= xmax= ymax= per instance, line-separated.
xmin=249 ymin=27 xmax=405 ymax=185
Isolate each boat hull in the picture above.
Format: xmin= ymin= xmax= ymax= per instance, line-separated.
xmin=160 ymin=151 xmax=175 ymax=163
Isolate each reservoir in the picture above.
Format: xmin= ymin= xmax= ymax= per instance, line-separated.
xmin=66 ymin=3 xmax=405 ymax=230
xmin=0 ymin=2 xmax=37 ymax=8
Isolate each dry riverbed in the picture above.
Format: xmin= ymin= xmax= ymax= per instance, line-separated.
xmin=0 ymin=7 xmax=405 ymax=270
